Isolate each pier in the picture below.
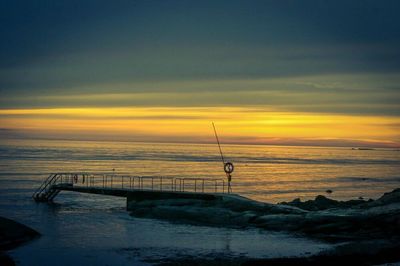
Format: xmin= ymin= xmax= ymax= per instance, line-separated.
xmin=32 ymin=173 xmax=228 ymax=208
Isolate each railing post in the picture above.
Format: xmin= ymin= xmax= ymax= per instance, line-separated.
xmin=34 ymin=174 xmax=237 ymax=201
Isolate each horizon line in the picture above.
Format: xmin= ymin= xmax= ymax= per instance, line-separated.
xmin=1 ymin=135 xmax=398 ymax=149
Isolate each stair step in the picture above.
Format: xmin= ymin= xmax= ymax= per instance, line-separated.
xmin=32 ymin=173 xmax=63 ymax=202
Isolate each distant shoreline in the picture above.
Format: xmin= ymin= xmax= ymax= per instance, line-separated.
xmin=1 ymin=136 xmax=399 ymax=150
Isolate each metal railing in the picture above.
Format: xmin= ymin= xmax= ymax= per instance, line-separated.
xmin=34 ymin=173 xmax=227 ymax=198
xmin=32 ymin=173 xmax=74 ymax=201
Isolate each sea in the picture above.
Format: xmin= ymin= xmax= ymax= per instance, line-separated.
xmin=0 ymin=139 xmax=399 ymax=265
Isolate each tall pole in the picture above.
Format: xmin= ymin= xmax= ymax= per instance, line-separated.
xmin=212 ymin=122 xmax=225 ymax=166
xmin=212 ymin=122 xmax=233 ymax=193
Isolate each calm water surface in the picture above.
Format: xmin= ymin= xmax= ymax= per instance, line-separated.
xmin=0 ymin=139 xmax=399 ymax=265
xmin=1 ymin=139 xmax=399 ymax=202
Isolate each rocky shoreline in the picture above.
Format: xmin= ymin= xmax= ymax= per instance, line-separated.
xmin=0 ymin=217 xmax=40 ymax=266
xmin=129 ymin=188 xmax=400 ymax=265
xmin=2 ymin=188 xmax=399 ymax=265
xmin=129 ymin=188 xmax=400 ymax=241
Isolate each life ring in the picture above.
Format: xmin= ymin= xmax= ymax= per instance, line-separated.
xmin=73 ymin=175 xmax=78 ymax=183
xmin=224 ymin=162 xmax=234 ymax=174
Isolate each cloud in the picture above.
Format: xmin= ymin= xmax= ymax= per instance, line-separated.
xmin=0 ymin=1 xmax=399 ymax=146
xmin=1 ymin=74 xmax=399 ymax=116
xmin=1 ymin=1 xmax=400 ymax=93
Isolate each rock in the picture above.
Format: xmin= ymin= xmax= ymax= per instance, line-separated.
xmin=281 ymin=195 xmax=368 ymax=211
xmin=0 ymin=252 xmax=15 ymax=266
xmin=0 ymin=217 xmax=40 ymax=251
xmin=128 ymin=188 xmax=400 ymax=242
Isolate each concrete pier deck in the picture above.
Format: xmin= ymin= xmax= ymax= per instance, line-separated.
xmin=33 ymin=173 xmax=229 ymax=204
xmin=53 ymin=184 xmax=227 ymax=210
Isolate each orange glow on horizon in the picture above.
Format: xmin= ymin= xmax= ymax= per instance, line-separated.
xmin=0 ymin=107 xmax=399 ymax=147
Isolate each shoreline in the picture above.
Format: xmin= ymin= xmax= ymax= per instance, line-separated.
xmin=3 ymin=188 xmax=399 ymax=265
xmin=127 ymin=188 xmax=400 ymax=265
xmin=128 ymin=188 xmax=400 ymax=241
xmin=0 ymin=217 xmax=40 ymax=266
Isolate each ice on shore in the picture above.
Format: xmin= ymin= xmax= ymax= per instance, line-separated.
xmin=128 ymin=188 xmax=400 ymax=241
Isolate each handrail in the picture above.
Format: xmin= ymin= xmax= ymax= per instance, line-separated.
xmin=32 ymin=173 xmax=54 ymax=197
xmin=33 ymin=173 xmax=229 ymax=201
xmin=32 ymin=173 xmax=59 ymax=199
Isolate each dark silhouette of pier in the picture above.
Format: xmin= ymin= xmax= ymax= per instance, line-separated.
xmin=32 ymin=173 xmax=228 ymax=208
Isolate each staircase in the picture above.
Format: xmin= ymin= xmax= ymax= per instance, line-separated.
xmin=32 ymin=173 xmax=73 ymax=202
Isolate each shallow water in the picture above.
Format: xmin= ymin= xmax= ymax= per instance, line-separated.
xmin=1 ymin=182 xmax=331 ymax=265
xmin=1 ymin=139 xmax=399 ymax=265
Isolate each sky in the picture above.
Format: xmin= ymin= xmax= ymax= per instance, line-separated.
xmin=0 ymin=0 xmax=399 ymax=147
